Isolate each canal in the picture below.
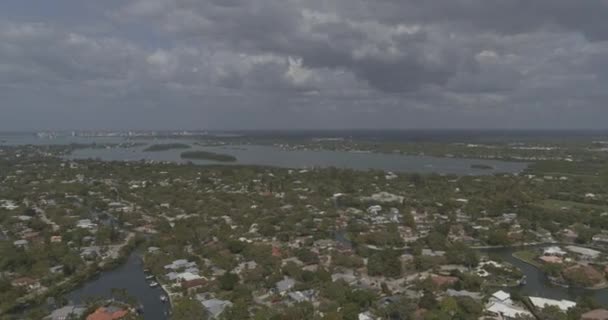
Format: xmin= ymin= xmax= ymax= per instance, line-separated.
xmin=67 ymin=253 xmax=170 ymax=320
xmin=335 ymin=229 xmax=608 ymax=305
xmin=485 ymin=246 xmax=608 ymax=305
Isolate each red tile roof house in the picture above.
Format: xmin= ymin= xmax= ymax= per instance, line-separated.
xmin=272 ymin=246 xmax=282 ymax=257
xmin=11 ymin=277 xmax=40 ymax=291
xmin=582 ymin=309 xmax=608 ymax=320
xmin=86 ymin=306 xmax=128 ymax=320
xmin=182 ymin=278 xmax=207 ymax=293
xmin=539 ymin=255 xmax=563 ymax=264
xmin=430 ymin=275 xmax=459 ymax=287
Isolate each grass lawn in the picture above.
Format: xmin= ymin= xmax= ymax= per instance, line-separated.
xmin=512 ymin=250 xmax=542 ymax=268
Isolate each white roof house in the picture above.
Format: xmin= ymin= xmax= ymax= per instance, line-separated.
xmin=529 ymin=297 xmax=576 ymax=312
xmin=177 ymin=272 xmax=202 ymax=282
xmin=0 ymin=200 xmax=19 ymax=210
xmin=164 ymin=259 xmax=195 ymax=270
xmin=543 ymin=246 xmax=567 ymax=256
xmin=491 ymin=290 xmax=511 ymax=303
xmin=367 ymin=205 xmax=382 ymax=214
xmin=45 ymin=305 xmax=86 ymax=320
xmin=76 ymin=219 xmax=96 ymax=229
xmin=487 ymin=301 xmax=532 ymax=320
xmin=199 ymin=298 xmax=232 ymax=319
xmin=276 ymin=277 xmax=296 ymax=293
xmin=13 ymin=239 xmax=29 ymax=247
xmin=358 ymin=312 xmax=376 ymax=320
xmin=565 ymin=246 xmax=601 ymax=259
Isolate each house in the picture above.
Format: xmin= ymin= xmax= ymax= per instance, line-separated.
xmin=430 ymin=275 xmax=458 ymax=287
xmin=176 ymin=272 xmax=202 ymax=282
xmin=86 ymin=306 xmax=128 ymax=320
xmin=182 ymin=278 xmax=206 ymax=293
xmin=446 ymin=289 xmax=483 ymax=301
xmin=581 ymin=309 xmax=608 ymax=320
xmin=421 ymin=249 xmax=445 ymax=257
xmin=592 ymin=234 xmax=608 ymax=245
xmin=539 ymin=256 xmax=563 ymax=264
xmin=529 ymin=296 xmax=576 ymax=312
xmin=486 ymin=301 xmax=533 ymax=320
xmin=486 ymin=291 xmax=532 ymax=320
xmin=233 ymin=261 xmax=257 ymax=274
xmin=16 ymin=215 xmax=32 ymax=221
xmin=276 ymin=277 xmax=296 ymax=294
xmin=332 ymin=271 xmax=357 ymax=284
xmin=11 ymin=277 xmax=40 ymax=290
xmin=272 ymin=246 xmax=282 ymax=257
xmin=49 ymin=265 xmax=64 ymax=274
xmin=164 ymin=259 xmax=196 ymax=271
xmin=50 ymin=236 xmax=62 ymax=243
xmin=81 ymin=247 xmax=100 ymax=260
xmin=199 ymin=298 xmax=232 ymax=319
xmin=147 ymin=246 xmax=160 ymax=254
xmin=22 ymin=231 xmax=41 ymax=242
xmin=358 ymin=311 xmax=376 ymax=320
xmin=368 ymin=192 xmax=404 ymax=203
xmin=76 ymin=219 xmax=97 ymax=230
xmin=560 ymin=229 xmax=578 ymax=241
xmin=13 ymin=239 xmax=29 ymax=248
xmin=490 ymin=290 xmax=511 ymax=303
xmin=45 ymin=305 xmax=86 ymax=320
xmin=0 ymin=200 xmax=19 ymax=210
xmin=367 ymin=205 xmax=382 ymax=214
xmin=543 ymin=246 xmax=566 ymax=256
xmin=287 ymin=290 xmax=315 ymax=303
xmin=565 ymin=245 xmax=601 ymax=260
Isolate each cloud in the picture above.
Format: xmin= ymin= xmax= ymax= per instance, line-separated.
xmin=1 ymin=0 xmax=608 ymax=129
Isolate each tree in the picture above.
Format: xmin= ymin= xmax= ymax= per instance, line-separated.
xmin=419 ymin=290 xmax=438 ymax=310
xmin=486 ymin=229 xmax=511 ymax=246
xmin=446 ymin=242 xmax=479 ymax=267
xmin=227 ymin=240 xmax=246 ymax=254
xmin=172 ymin=298 xmax=207 ymax=320
xmin=537 ymin=306 xmax=567 ymax=320
xmin=219 ymin=272 xmax=240 ymax=291
xmin=223 ymin=301 xmax=250 ymax=320
xmin=367 ymin=251 xmax=401 ymax=278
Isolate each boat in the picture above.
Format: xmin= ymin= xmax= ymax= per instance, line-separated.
xmin=160 ymin=295 xmax=167 ymax=303
xmin=149 ymin=281 xmax=159 ymax=288
xmin=145 ymin=275 xmax=155 ymax=280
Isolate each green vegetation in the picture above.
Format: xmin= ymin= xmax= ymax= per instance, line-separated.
xmin=180 ymin=150 xmax=237 ymax=162
xmin=512 ymin=250 xmax=542 ymax=268
xmin=143 ymin=143 xmax=191 ymax=152
xmin=1 ymin=134 xmax=608 ymax=319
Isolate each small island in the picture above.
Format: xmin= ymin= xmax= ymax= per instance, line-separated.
xmin=143 ymin=143 xmax=191 ymax=152
xmin=471 ymin=164 xmax=494 ymax=170
xmin=180 ymin=150 xmax=237 ymax=162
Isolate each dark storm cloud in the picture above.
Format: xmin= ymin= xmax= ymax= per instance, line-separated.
xmin=1 ymin=0 xmax=608 ymax=129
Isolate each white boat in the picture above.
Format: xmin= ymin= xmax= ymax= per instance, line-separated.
xmin=160 ymin=295 xmax=167 ymax=303
xmin=149 ymin=281 xmax=159 ymax=288
xmin=145 ymin=275 xmax=155 ymax=280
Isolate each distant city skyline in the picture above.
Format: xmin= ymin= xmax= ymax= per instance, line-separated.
xmin=1 ymin=0 xmax=608 ymax=130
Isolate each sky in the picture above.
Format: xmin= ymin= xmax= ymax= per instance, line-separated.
xmin=1 ymin=0 xmax=608 ymax=130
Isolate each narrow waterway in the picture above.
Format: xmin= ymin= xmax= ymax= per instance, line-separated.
xmin=334 ymin=229 xmax=608 ymax=305
xmin=67 ymin=253 xmax=170 ymax=320
xmin=484 ymin=247 xmax=608 ymax=305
